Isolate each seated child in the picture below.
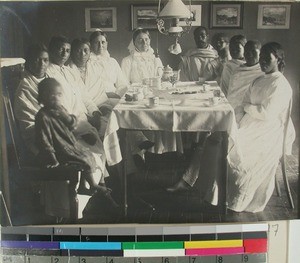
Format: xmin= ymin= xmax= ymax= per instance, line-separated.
xmin=35 ymin=78 xmax=116 ymax=203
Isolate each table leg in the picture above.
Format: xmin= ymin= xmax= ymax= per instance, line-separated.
xmin=121 ymin=129 xmax=128 ymax=217
xmin=210 ymin=131 xmax=228 ymax=214
xmin=222 ymin=133 xmax=229 ymax=214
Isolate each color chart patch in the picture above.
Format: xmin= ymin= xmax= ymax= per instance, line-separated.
xmin=1 ymin=223 xmax=268 ymax=262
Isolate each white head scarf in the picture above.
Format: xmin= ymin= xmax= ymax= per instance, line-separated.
xmin=90 ymin=28 xmax=111 ymax=60
xmin=127 ymin=28 xmax=155 ymax=56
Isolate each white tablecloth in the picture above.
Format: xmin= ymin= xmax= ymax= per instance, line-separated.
xmin=103 ymin=82 xmax=238 ymax=166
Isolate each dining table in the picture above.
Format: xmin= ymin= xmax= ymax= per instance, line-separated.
xmin=103 ymin=81 xmax=238 ymax=216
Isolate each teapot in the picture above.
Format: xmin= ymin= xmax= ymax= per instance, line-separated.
xmin=161 ymin=65 xmax=173 ymax=81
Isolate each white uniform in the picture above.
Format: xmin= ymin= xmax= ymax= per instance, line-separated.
xmin=227 ymin=71 xmax=295 ymax=212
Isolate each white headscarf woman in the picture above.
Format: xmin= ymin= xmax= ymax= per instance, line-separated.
xmin=121 ymin=28 xmax=163 ymax=84
xmin=122 ymin=28 xmax=183 ymax=155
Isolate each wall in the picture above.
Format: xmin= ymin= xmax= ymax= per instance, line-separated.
xmin=1 ymin=0 xmax=299 ymax=124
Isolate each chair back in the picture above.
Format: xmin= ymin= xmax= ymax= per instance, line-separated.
xmin=2 ymin=84 xmax=23 ymax=169
xmin=2 ymin=80 xmax=81 ymax=220
xmin=282 ymin=99 xmax=292 ymax=157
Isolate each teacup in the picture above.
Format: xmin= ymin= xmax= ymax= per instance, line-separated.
xmin=133 ymin=92 xmax=144 ymax=101
xmin=213 ymin=90 xmax=221 ymax=97
xmin=142 ymin=78 xmax=151 ymax=86
xmin=209 ymin=97 xmax=219 ymax=106
xmin=149 ymin=96 xmax=159 ymax=107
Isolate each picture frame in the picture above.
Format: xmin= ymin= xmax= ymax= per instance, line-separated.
xmin=178 ymin=5 xmax=202 ymax=27
xmin=131 ymin=5 xmax=159 ymax=30
xmin=210 ymin=2 xmax=243 ymax=29
xmin=257 ymin=5 xmax=291 ymax=29
xmin=85 ymin=7 xmax=117 ymax=32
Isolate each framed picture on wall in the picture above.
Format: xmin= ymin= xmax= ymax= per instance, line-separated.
xmin=257 ymin=5 xmax=291 ymax=29
xmin=178 ymin=5 xmax=202 ymax=27
xmin=210 ymin=2 xmax=243 ymax=29
xmin=85 ymin=7 xmax=117 ymax=32
xmin=131 ymin=5 xmax=159 ymax=30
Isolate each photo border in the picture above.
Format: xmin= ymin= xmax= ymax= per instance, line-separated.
xmin=0 ymin=0 xmax=298 ymax=228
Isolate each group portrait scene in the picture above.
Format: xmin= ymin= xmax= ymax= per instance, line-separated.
xmin=0 ymin=0 xmax=298 ymax=224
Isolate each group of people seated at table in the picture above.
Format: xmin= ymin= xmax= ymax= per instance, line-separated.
xmin=13 ymin=25 xmax=295 ymax=219
xmin=168 ymin=26 xmax=295 ymax=213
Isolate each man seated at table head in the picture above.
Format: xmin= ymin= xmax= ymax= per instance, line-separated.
xmin=178 ymin=26 xmax=218 ymax=81
xmin=227 ymin=40 xmax=264 ymax=115
xmin=220 ymin=34 xmax=247 ymax=96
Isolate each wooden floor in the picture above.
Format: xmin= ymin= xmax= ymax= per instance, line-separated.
xmin=81 ymin=143 xmax=299 ymax=224
xmin=7 ymin=141 xmax=299 ymax=226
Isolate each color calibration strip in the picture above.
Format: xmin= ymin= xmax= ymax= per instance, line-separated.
xmin=1 ymin=223 xmax=268 ymax=262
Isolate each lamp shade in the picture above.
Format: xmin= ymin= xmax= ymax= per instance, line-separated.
xmin=158 ymin=0 xmax=191 ymax=18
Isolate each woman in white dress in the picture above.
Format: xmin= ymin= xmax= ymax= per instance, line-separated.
xmin=89 ymin=31 xmax=128 ymax=98
xmin=69 ymin=38 xmax=109 ymax=106
xmin=15 ymin=44 xmax=50 ymax=156
xmin=121 ymin=28 xmax=182 ymax=155
xmin=227 ymin=42 xmax=295 ymax=212
xmin=227 ymin=40 xmax=264 ymax=111
xmin=72 ymin=36 xmax=153 ymax=169
xmin=69 ymin=38 xmax=115 ymax=137
xmin=121 ymin=28 xmax=163 ymax=83
xmin=220 ymin=35 xmax=247 ymax=96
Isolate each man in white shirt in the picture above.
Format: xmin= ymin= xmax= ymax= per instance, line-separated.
xmin=179 ymin=26 xmax=218 ymax=81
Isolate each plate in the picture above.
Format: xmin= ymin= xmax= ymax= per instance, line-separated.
xmin=175 ymin=81 xmax=197 ymax=87
xmin=169 ymin=90 xmax=198 ymax=95
xmin=204 ymin=80 xmax=218 ymax=85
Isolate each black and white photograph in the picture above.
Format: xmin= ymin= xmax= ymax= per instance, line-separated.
xmin=0 ymin=0 xmax=299 ymax=227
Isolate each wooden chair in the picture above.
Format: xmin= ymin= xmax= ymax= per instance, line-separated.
xmin=0 ymin=190 xmax=13 ymax=226
xmin=2 ymin=85 xmax=85 ymax=223
xmin=275 ymin=100 xmax=295 ymax=209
